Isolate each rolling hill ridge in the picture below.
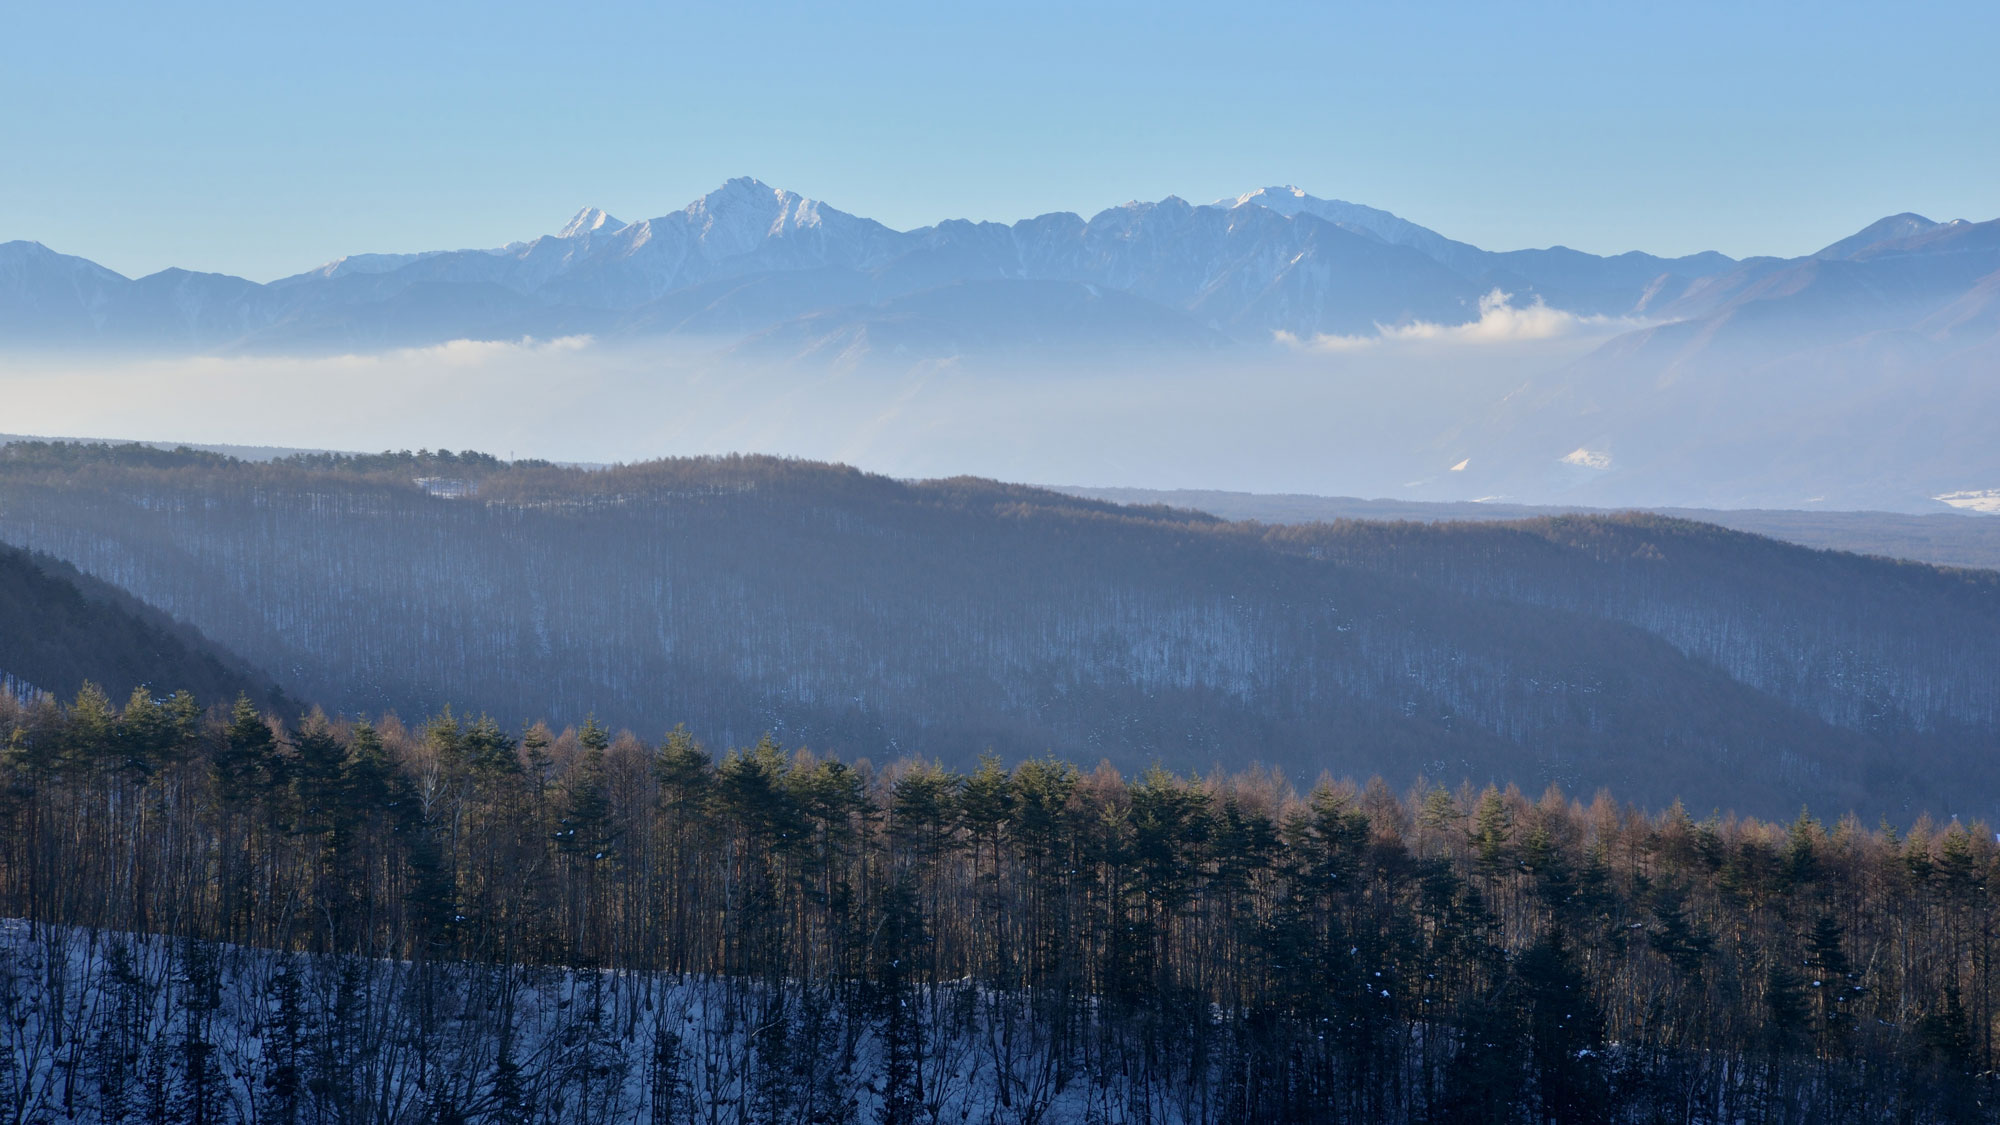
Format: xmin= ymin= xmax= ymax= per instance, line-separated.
xmin=2 ymin=441 xmax=1995 ymax=820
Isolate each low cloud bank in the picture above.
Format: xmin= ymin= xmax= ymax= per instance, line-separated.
xmin=0 ymin=335 xmax=1570 ymax=498
xmin=1280 ymin=290 xmax=1653 ymax=351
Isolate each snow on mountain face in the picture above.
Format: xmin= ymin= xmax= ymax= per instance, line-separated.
xmin=1216 ymin=186 xmax=1494 ymax=276
xmin=682 ymin=177 xmax=815 ymax=258
xmin=557 ymin=207 xmax=625 ymax=239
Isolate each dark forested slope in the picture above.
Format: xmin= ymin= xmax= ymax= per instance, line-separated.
xmin=1269 ymin=515 xmax=2000 ymax=736
xmin=1 ymin=442 xmax=1995 ymax=819
xmin=0 ymin=540 xmax=278 ymax=704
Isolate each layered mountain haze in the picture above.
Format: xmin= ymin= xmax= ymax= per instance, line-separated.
xmin=3 ymin=179 xmax=1997 ymax=511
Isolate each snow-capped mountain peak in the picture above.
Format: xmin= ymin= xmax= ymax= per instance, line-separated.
xmin=681 ymin=177 xmax=808 ymax=257
xmin=1216 ymin=185 xmax=1409 ymax=231
xmin=662 ymin=177 xmax=899 ymax=267
xmin=1223 ymin=185 xmax=1313 ymax=211
xmin=558 ymin=207 xmax=625 ymax=239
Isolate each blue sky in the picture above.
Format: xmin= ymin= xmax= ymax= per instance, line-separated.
xmin=5 ymin=0 xmax=1996 ymax=281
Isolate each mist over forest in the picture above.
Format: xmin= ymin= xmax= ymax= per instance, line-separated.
xmin=0 ymin=328 xmax=1614 ymax=502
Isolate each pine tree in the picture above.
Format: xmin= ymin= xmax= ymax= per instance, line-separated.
xmin=215 ymin=693 xmax=281 ymax=806
xmin=1806 ymin=912 xmax=1858 ymax=1048
xmin=1439 ymin=974 xmax=1527 ymax=1125
xmin=871 ymin=880 xmax=926 ymax=1125
xmin=263 ymin=955 xmax=306 ymax=1125
xmin=175 ymin=939 xmax=224 ymax=1125
xmin=647 ymin=1022 xmax=689 ymax=1125
xmin=91 ymin=938 xmax=145 ymax=1124
xmin=1519 ymin=932 xmax=1609 ymax=1125
xmin=1470 ymin=787 xmax=1514 ymax=874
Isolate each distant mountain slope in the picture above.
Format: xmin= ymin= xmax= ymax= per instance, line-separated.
xmin=0 ymin=540 xmax=280 ymax=705
xmin=3 ymin=442 xmax=1997 ymax=820
xmin=1058 ymin=486 xmax=2000 ymax=572
xmin=1220 ymin=185 xmax=1736 ymax=316
xmin=1812 ymin=212 xmax=1941 ymax=260
xmin=0 ymin=178 xmax=1743 ymax=355
xmin=1455 ymin=216 xmax=2000 ymax=510
xmin=734 ymin=279 xmax=1230 ymax=360
xmin=1267 ymin=514 xmax=2000 ymax=736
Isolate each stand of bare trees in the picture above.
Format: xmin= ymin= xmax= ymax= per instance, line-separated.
xmin=2 ymin=686 xmax=1995 ymax=1122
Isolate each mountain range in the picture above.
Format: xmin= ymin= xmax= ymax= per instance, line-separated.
xmin=0 ymin=178 xmax=1761 ymax=354
xmin=7 ymin=179 xmax=1990 ymax=361
xmin=6 ymin=180 xmax=1998 ymax=513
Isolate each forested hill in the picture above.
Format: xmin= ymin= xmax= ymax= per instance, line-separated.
xmin=1267 ymin=515 xmax=2000 ymax=737
xmin=1063 ymin=486 xmax=2000 ymax=572
xmin=3 ymin=694 xmax=1994 ymax=1123
xmin=2 ymin=442 xmax=1997 ymax=820
xmin=0 ymin=540 xmax=279 ymax=705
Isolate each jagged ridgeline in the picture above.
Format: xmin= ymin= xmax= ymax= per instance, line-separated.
xmin=2 ymin=440 xmax=1999 ymax=819
xmin=0 ymin=698 xmax=1994 ymax=1123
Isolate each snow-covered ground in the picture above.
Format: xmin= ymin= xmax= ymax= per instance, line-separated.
xmin=0 ymin=920 xmax=1197 ymax=1125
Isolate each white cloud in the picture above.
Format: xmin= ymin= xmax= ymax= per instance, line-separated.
xmin=288 ymin=334 xmax=596 ymax=370
xmin=409 ymin=335 xmax=594 ymax=367
xmin=0 ymin=333 xmax=1605 ymax=499
xmin=1280 ymin=290 xmax=1650 ymax=351
xmin=0 ymin=335 xmax=612 ymax=457
xmin=1936 ymin=490 xmax=2000 ymax=514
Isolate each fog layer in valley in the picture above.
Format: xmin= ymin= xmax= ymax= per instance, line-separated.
xmin=0 ymin=315 xmax=1816 ymax=508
